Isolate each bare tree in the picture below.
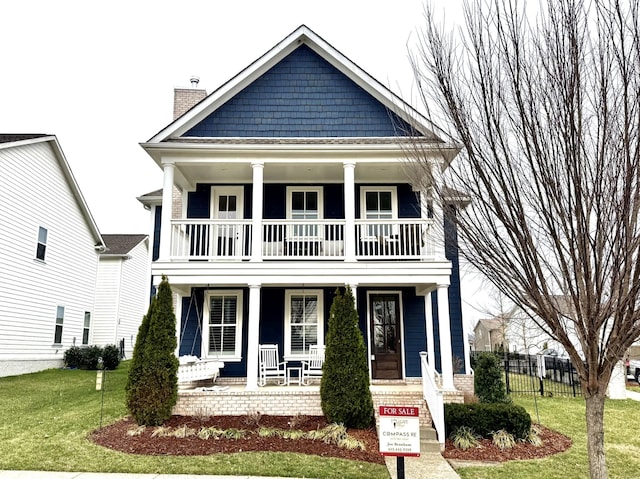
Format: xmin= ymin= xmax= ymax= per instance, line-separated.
xmin=409 ymin=1 xmax=640 ymax=477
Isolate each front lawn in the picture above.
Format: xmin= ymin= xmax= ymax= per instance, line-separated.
xmin=455 ymin=395 xmax=640 ymax=479
xmin=0 ymin=362 xmax=387 ymax=479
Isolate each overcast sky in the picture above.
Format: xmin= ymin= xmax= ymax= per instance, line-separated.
xmin=1 ymin=0 xmax=486 ymax=324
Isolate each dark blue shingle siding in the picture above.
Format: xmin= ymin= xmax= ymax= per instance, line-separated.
xmin=184 ymin=45 xmax=413 ymax=138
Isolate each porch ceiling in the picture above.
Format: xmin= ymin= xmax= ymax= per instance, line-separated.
xmin=172 ymin=159 xmax=415 ymax=188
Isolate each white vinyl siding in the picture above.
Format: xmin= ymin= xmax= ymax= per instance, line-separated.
xmin=0 ymin=140 xmax=99 ymax=366
xmin=203 ymin=290 xmax=243 ymax=360
xmin=93 ymin=239 xmax=149 ymax=357
xmin=284 ymin=289 xmax=324 ymax=359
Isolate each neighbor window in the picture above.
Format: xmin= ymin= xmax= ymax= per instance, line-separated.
xmin=203 ymin=290 xmax=243 ymax=360
xmin=285 ymin=290 xmax=324 ymax=358
xmin=36 ymin=226 xmax=48 ymax=261
xmin=53 ymin=306 xmax=64 ymax=344
xmin=82 ymin=312 xmax=91 ymax=345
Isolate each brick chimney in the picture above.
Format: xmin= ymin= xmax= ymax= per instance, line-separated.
xmin=173 ymin=76 xmax=207 ymax=120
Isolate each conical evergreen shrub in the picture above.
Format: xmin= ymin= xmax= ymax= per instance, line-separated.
xmin=474 ymin=352 xmax=510 ymax=403
xmin=125 ymin=275 xmax=179 ymax=425
xmin=320 ymin=287 xmax=373 ymax=428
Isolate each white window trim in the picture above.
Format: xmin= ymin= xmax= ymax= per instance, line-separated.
xmin=360 ymin=186 xmax=398 ymax=219
xmin=360 ymin=186 xmax=398 ymax=239
xmin=35 ymin=226 xmax=48 ymax=262
xmin=286 ymin=186 xmax=324 ymax=220
xmin=202 ymin=289 xmax=243 ymax=361
xmin=53 ymin=305 xmax=64 ymax=346
xmin=284 ymin=289 xmax=324 ymax=360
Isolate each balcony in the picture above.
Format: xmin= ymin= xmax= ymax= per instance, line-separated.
xmin=168 ymin=219 xmax=435 ymax=261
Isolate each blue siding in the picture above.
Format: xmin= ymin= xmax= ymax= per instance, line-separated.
xmin=152 ymin=205 xmax=161 ymax=261
xmin=184 ymin=45 xmax=414 ymax=138
xmin=397 ymin=184 xmax=421 ymax=218
xmin=186 ymin=184 xmax=252 ymax=219
xmin=445 ymin=206 xmax=466 ymax=373
xmin=402 ymin=288 xmax=427 ymax=377
xmin=431 ymin=206 xmax=467 ymax=374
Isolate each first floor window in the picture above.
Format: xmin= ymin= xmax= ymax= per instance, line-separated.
xmin=53 ymin=306 xmax=64 ymax=344
xmin=285 ymin=290 xmax=324 ymax=358
xmin=36 ymin=226 xmax=48 ymax=261
xmin=204 ymin=290 xmax=243 ymax=359
xmin=82 ymin=312 xmax=91 ymax=345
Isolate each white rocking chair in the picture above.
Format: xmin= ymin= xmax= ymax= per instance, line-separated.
xmin=301 ymin=345 xmax=325 ymax=385
xmin=258 ymin=344 xmax=287 ymax=386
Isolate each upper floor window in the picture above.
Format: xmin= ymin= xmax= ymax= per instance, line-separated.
xmin=285 ymin=289 xmax=324 ymax=358
xmin=82 ymin=312 xmax=91 ymax=345
xmin=361 ymin=187 xmax=397 ymax=237
xmin=203 ymin=290 xmax=243 ymax=360
xmin=287 ymin=187 xmax=323 ymax=238
xmin=36 ymin=226 xmax=48 ymax=261
xmin=53 ymin=306 xmax=64 ymax=344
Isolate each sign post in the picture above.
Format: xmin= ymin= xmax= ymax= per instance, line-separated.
xmin=378 ymin=406 xmax=420 ymax=479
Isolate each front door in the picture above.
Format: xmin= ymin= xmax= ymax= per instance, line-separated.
xmin=212 ymin=186 xmax=244 ymax=257
xmin=369 ymin=293 xmax=402 ymax=379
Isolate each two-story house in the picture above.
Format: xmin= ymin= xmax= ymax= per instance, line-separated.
xmin=138 ymin=26 xmax=472 ymax=440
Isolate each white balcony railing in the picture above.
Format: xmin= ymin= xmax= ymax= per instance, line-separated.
xmin=420 ymin=351 xmax=445 ymax=450
xmin=168 ymin=218 xmax=433 ymax=261
xmin=170 ymin=220 xmax=252 ymax=260
xmin=262 ymin=220 xmax=345 ymax=259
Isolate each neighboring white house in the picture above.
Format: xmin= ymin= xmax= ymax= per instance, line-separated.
xmin=0 ymin=134 xmax=105 ymax=377
xmin=93 ymin=234 xmax=149 ymax=359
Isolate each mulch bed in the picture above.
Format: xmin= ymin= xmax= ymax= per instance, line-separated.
xmin=90 ymin=415 xmax=386 ymax=465
xmin=442 ymin=425 xmax=572 ymax=462
xmin=90 ymin=414 xmax=572 ymax=465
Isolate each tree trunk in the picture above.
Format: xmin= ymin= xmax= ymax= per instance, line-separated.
xmin=585 ymin=392 xmax=607 ymax=479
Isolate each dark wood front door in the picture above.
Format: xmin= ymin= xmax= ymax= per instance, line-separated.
xmin=370 ymin=293 xmax=402 ymax=379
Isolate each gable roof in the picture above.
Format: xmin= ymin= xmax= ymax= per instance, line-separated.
xmin=146 ymin=25 xmax=455 ymax=146
xmin=100 ymin=234 xmax=148 ymax=256
xmin=0 ymin=133 xmax=49 ymax=144
xmin=475 ymin=318 xmax=503 ymax=332
xmin=0 ymin=135 xmax=104 ymax=249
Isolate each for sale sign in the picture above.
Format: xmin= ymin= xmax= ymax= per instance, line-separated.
xmin=378 ymin=406 xmax=421 ymax=457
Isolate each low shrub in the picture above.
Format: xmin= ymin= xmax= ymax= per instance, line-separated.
xmin=63 ymin=344 xmax=120 ymax=370
xmin=101 ymin=344 xmax=121 ymax=370
xmin=445 ymin=402 xmax=531 ymax=440
xmin=492 ymin=429 xmax=516 ymax=450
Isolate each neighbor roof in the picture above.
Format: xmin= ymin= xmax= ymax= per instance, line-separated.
xmin=101 ymin=234 xmax=147 ymax=256
xmin=0 ymin=133 xmax=49 ymax=144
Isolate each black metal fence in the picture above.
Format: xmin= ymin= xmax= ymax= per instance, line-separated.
xmin=472 ymin=351 xmax=580 ymax=398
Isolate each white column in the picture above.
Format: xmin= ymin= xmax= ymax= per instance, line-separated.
xmin=251 ymin=162 xmax=264 ymax=262
xmin=430 ymin=160 xmax=446 ymax=260
xmin=425 ymin=292 xmax=435 ymax=376
xmin=245 ymin=284 xmax=261 ymax=390
xmin=159 ymin=162 xmax=175 ymax=261
xmin=343 ymin=161 xmax=356 ymax=262
xmin=347 ymin=283 xmax=358 ymax=309
xmin=437 ymin=284 xmax=455 ymax=389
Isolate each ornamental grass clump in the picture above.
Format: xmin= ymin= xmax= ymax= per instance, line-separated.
xmin=451 ymin=426 xmax=480 ymax=450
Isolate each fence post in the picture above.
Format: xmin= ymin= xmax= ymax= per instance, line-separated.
xmin=504 ymin=356 xmax=511 ymax=393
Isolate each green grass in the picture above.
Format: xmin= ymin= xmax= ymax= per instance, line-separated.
xmin=455 ymin=395 xmax=640 ymax=479
xmin=0 ymin=362 xmax=388 ymax=479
